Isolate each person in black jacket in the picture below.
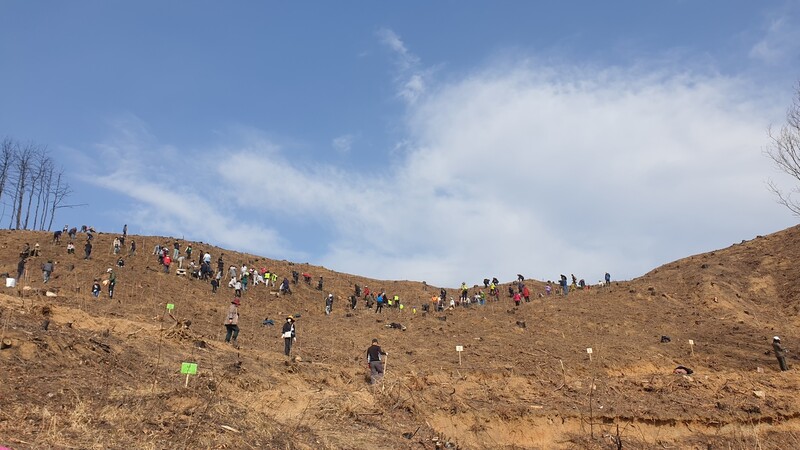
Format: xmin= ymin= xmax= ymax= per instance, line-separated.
xmin=366 ymin=338 xmax=387 ymax=384
xmin=282 ymin=316 xmax=296 ymax=357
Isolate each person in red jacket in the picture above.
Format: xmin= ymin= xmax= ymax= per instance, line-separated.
xmin=522 ymin=285 xmax=530 ymax=303
xmin=513 ymin=291 xmax=521 ymax=307
xmin=162 ymin=255 xmax=172 ymax=273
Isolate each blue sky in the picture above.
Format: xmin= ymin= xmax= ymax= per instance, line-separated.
xmin=2 ymin=1 xmax=799 ymax=286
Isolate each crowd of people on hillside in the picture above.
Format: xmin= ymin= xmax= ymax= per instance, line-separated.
xmin=6 ymin=223 xmax=792 ymax=375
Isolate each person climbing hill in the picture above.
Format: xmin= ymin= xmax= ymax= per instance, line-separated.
xmin=224 ymin=298 xmax=240 ymax=347
xmin=366 ymin=338 xmax=387 ymax=385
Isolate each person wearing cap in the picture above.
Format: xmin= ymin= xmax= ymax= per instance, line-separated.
xmin=224 ymin=298 xmax=240 ymax=347
xmin=282 ymin=316 xmax=296 ymax=357
xmin=107 ymin=268 xmax=117 ymax=299
xmin=366 ymin=338 xmax=388 ymax=384
xmin=773 ymin=336 xmax=789 ymax=371
xmin=325 ymin=294 xmax=333 ymax=315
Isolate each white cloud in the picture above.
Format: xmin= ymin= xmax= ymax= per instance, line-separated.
xmin=377 ymin=27 xmax=427 ymax=104
xmin=749 ymin=6 xmax=800 ymax=64
xmin=332 ymin=134 xmax=355 ymax=154
xmin=317 ymin=66 xmax=790 ymax=286
xmin=377 ymin=28 xmax=419 ymax=70
xmin=85 ymin=64 xmax=793 ymax=288
xmin=84 ymin=120 xmax=299 ymax=261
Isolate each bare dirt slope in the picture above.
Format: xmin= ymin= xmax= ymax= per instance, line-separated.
xmin=0 ymin=227 xmax=798 ymax=449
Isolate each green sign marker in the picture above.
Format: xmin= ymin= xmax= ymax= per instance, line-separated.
xmin=166 ymin=304 xmax=175 ymax=311
xmin=181 ymin=362 xmax=197 ymax=375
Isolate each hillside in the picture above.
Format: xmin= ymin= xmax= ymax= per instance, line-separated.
xmin=0 ymin=227 xmax=798 ymax=449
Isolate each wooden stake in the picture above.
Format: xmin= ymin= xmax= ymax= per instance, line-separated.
xmin=0 ymin=308 xmax=11 ymax=345
xmin=383 ymin=354 xmax=389 ymax=380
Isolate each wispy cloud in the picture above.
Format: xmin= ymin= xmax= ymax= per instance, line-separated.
xmin=84 ymin=120 xmax=299 ymax=260
xmin=377 ymin=28 xmax=419 ymax=70
xmin=332 ymin=134 xmax=355 ymax=154
xmin=749 ymin=3 xmax=800 ymax=64
xmin=377 ymin=27 xmax=427 ymax=104
xmin=84 ymin=64 xmax=791 ymax=287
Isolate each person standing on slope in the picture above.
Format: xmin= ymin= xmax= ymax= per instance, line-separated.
xmin=325 ymin=293 xmax=334 ymax=315
xmin=107 ymin=268 xmax=117 ymax=299
xmin=773 ymin=336 xmax=789 ymax=371
xmin=41 ymin=260 xmax=54 ymax=283
xmin=224 ymin=298 xmax=240 ymax=347
xmin=282 ymin=316 xmax=296 ymax=357
xmin=375 ymin=292 xmax=385 ymax=313
xmin=366 ymin=338 xmax=388 ymax=385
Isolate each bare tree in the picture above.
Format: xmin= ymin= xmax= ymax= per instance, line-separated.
xmin=766 ymin=83 xmax=800 ymax=215
xmin=31 ymin=149 xmax=54 ymax=230
xmin=0 ymin=138 xmax=73 ymax=230
xmin=8 ymin=142 xmax=36 ymax=229
xmin=22 ymin=145 xmax=48 ymax=230
xmin=38 ymin=161 xmax=54 ymax=230
xmin=0 ymin=138 xmax=15 ymax=203
xmin=47 ymin=169 xmax=73 ymax=231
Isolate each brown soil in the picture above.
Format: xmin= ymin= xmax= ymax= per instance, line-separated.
xmin=0 ymin=228 xmax=798 ymax=449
